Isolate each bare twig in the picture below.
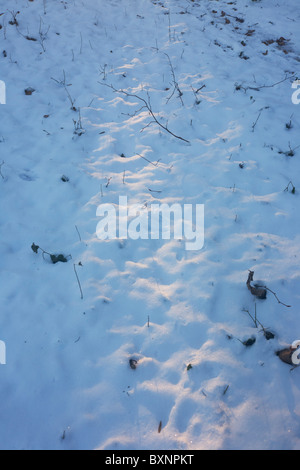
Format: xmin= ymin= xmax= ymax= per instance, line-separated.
xmin=251 ymin=74 xmax=295 ymax=90
xmin=99 ymin=64 xmax=108 ymax=81
xmin=236 ymin=73 xmax=295 ymax=93
xmin=105 ymin=177 xmax=112 ymax=188
xmin=65 ymin=86 xmax=77 ymax=111
xmin=99 ymin=82 xmax=190 ymax=143
xmin=75 ymin=225 xmax=82 ymax=242
xmin=73 ymin=108 xmax=85 ymax=135
xmin=164 ymin=53 xmax=184 ymax=105
xmin=242 ymin=305 xmax=273 ymax=340
xmin=50 ymin=70 xmax=71 ymax=87
xmin=191 ymin=85 xmax=205 ymax=105
xmin=136 ymin=153 xmax=161 ymax=167
xmin=284 ymin=181 xmax=296 ymax=194
xmin=247 ymin=270 xmax=291 ymax=307
xmin=79 ymin=32 xmax=83 ymax=55
xmin=252 ymin=106 xmax=269 ymax=132
xmin=168 ymin=11 xmax=171 ymax=42
xmin=0 ymin=161 xmax=5 ymax=180
xmin=264 ymin=286 xmax=291 ymax=308
xmin=74 ymin=263 xmax=83 ymax=300
xmin=8 ymin=10 xmax=19 ymax=26
xmin=278 ymin=143 xmax=300 ymax=157
xmin=39 ymin=17 xmax=50 ymax=52
xmin=242 ymin=308 xmax=258 ymax=328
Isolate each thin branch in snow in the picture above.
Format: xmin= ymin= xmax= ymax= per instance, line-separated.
xmin=99 ymin=82 xmax=190 ymax=143
xmin=74 ymin=263 xmax=83 ymax=300
xmin=75 ymin=225 xmax=82 ymax=242
xmin=39 ymin=17 xmax=50 ymax=52
xmin=263 ymin=286 xmax=291 ymax=308
xmin=164 ymin=53 xmax=184 ymax=106
xmin=236 ymin=73 xmax=295 ymax=93
xmin=136 ymin=153 xmax=161 ymax=167
xmin=251 ymin=106 xmax=269 ymax=132
xmin=0 ymin=161 xmax=5 ymax=180
xmin=65 ymin=86 xmax=77 ymax=111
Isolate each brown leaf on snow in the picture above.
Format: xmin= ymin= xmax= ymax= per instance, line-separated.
xmin=276 ymin=37 xmax=290 ymax=46
xmin=25 ymin=87 xmax=35 ymax=96
xmin=246 ymin=271 xmax=267 ymax=300
xmin=276 ymin=347 xmax=294 ymax=365
xmin=262 ymin=39 xmax=275 ymax=46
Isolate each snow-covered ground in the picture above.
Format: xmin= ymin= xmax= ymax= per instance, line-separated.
xmin=0 ymin=0 xmax=300 ymax=450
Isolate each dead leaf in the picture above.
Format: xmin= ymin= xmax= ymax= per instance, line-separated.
xmin=31 ymin=243 xmax=39 ymax=254
xmin=246 ymin=271 xmax=267 ymax=300
xmin=276 ymin=37 xmax=290 ymax=47
xmin=262 ymin=39 xmax=275 ymax=46
xmin=25 ymin=87 xmax=35 ymax=96
xmin=276 ymin=347 xmax=294 ymax=365
xmin=129 ymin=359 xmax=138 ymax=370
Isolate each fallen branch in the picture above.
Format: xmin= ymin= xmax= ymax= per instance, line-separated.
xmin=236 ymin=73 xmax=295 ymax=93
xmin=99 ymin=82 xmax=190 ymax=143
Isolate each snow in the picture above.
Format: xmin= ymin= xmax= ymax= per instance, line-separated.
xmin=0 ymin=0 xmax=300 ymax=451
